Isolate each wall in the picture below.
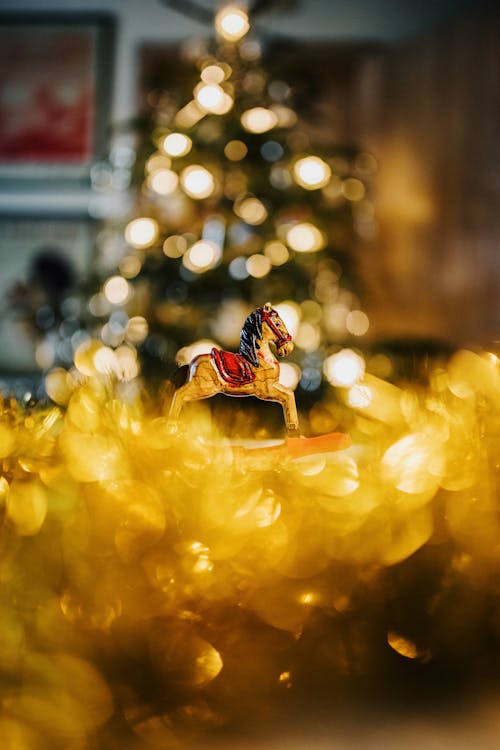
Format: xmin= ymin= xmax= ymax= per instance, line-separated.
xmin=353 ymin=4 xmax=500 ymax=347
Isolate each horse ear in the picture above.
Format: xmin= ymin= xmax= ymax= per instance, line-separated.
xmin=263 ymin=302 xmax=272 ymax=313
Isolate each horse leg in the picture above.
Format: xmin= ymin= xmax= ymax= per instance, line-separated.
xmin=168 ymin=358 xmax=220 ymax=420
xmin=267 ymin=383 xmax=300 ymax=435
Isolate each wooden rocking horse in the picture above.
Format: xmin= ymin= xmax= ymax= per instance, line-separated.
xmin=168 ymin=303 xmax=300 ymax=434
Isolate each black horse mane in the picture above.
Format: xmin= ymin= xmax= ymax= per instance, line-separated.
xmin=239 ymin=309 xmax=262 ymax=367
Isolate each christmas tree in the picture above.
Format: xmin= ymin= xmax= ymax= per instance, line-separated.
xmin=73 ymin=2 xmax=373 ymax=421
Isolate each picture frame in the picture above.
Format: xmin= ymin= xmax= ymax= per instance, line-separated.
xmin=0 ymin=12 xmax=115 ymax=187
xmin=0 ymin=214 xmax=96 ymax=374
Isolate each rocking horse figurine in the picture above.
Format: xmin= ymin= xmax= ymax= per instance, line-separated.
xmin=168 ymin=303 xmax=300 ymax=434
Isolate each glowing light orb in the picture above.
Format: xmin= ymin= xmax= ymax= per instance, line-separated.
xmin=228 ymin=256 xmax=249 ymax=280
xmin=295 ymin=322 xmax=321 ymax=352
xmin=286 ymin=222 xmax=325 ymax=253
xmin=147 ymin=168 xmax=179 ymax=196
xmin=224 ymin=140 xmax=248 ymax=161
xmin=293 ymin=156 xmax=331 ymax=190
xmin=124 ymin=218 xmax=158 ymax=249
xmin=346 ymin=309 xmax=370 ymax=336
xmin=163 ymin=235 xmax=188 ymax=258
xmin=176 ymin=339 xmax=218 ymax=365
xmin=103 ymin=276 xmax=130 ymax=305
xmin=347 ymin=384 xmax=373 ymax=409
xmin=115 ymin=345 xmax=140 ymax=381
xmin=235 ymin=196 xmax=267 ymax=225
xmin=119 ymin=255 xmax=142 ymax=279
xmin=215 ymin=6 xmax=250 ymax=41
xmin=194 ymin=83 xmax=233 ymax=114
xmin=126 ymin=316 xmax=149 ymax=344
xmin=342 ymin=177 xmax=366 ymax=201
xmin=324 ymin=349 xmax=365 ymax=387
xmin=74 ymin=339 xmax=104 ymax=376
xmin=44 ymin=368 xmax=74 ymax=406
xmin=145 ymin=153 xmax=171 ymax=173
xmin=241 ymin=107 xmax=278 ymax=134
xmin=274 ymin=301 xmax=300 ymax=337
xmin=278 ymin=362 xmax=301 ymax=390
xmin=161 ymin=132 xmax=192 ymax=158
xmin=201 ymin=64 xmax=226 ymax=84
xmin=183 ymin=241 xmax=221 ymax=272
xmin=93 ymin=346 xmax=117 ymax=375
xmin=246 ymin=254 xmax=272 ymax=278
xmin=180 ymin=165 xmax=215 ymax=199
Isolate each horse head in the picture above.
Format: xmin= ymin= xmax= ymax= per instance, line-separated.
xmin=260 ymin=302 xmax=294 ymax=357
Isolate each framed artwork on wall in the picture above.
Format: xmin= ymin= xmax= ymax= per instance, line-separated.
xmin=0 ymin=12 xmax=115 ymax=186
xmin=0 ymin=214 xmax=95 ymax=374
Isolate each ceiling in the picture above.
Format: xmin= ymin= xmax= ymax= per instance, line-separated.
xmin=166 ymin=0 xmax=491 ymax=41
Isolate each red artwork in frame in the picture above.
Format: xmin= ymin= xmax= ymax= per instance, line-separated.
xmin=0 ymin=13 xmax=114 ymax=182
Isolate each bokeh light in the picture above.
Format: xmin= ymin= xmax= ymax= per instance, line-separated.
xmin=214 ymin=6 xmax=250 ymax=41
xmin=163 ymin=234 xmax=188 ymax=258
xmin=293 ymin=156 xmax=331 ymax=189
xmin=246 ymin=254 xmax=272 ymax=278
xmin=125 ymin=218 xmax=159 ymax=249
xmin=201 ymin=63 xmax=226 ymax=84
xmin=194 ymin=83 xmax=233 ymax=115
xmin=180 ymin=165 xmax=215 ymax=199
xmin=278 ymin=362 xmax=301 ymax=390
xmin=103 ymin=276 xmax=131 ymax=305
xmin=264 ymin=240 xmax=289 ymax=266
xmin=234 ymin=196 xmax=268 ymax=225
xmin=241 ymin=107 xmax=278 ymax=134
xmin=323 ymin=348 xmax=365 ymax=386
xmin=224 ymin=139 xmax=248 ymax=161
xmin=346 ymin=310 xmax=370 ymax=336
xmin=161 ymin=132 xmax=192 ymax=157
xmin=286 ymin=222 xmax=325 ymax=253
xmin=342 ymin=177 xmax=366 ymax=201
xmin=274 ymin=301 xmax=300 ymax=337
xmin=147 ymin=168 xmax=179 ymax=195
xmin=183 ymin=241 xmax=222 ymax=272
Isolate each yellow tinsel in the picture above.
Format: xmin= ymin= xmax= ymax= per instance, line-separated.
xmin=0 ymin=349 xmax=498 ymax=748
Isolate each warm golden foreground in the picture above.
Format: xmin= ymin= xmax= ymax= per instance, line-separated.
xmin=0 ymin=349 xmax=499 ymax=749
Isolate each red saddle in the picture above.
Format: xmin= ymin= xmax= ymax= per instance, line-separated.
xmin=211 ymin=348 xmax=255 ymax=386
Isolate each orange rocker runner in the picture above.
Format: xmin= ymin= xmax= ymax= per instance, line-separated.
xmin=167 ymin=303 xmax=350 ymax=457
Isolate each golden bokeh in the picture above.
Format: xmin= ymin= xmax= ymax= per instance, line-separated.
xmin=214 ymin=6 xmax=250 ymax=42
xmin=0 ymin=347 xmax=498 ymax=746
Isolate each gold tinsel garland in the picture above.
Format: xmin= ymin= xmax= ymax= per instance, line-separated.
xmin=0 ymin=349 xmax=499 ymax=748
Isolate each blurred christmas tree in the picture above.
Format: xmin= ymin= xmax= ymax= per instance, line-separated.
xmin=37 ymin=2 xmax=376 ymax=415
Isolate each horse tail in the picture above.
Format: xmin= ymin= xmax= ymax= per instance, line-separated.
xmin=159 ymin=364 xmax=189 ymax=415
xmin=171 ymin=364 xmax=189 ymax=390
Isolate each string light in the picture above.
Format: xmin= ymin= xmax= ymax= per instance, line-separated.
xmin=161 ymin=132 xmax=192 ymax=157
xmin=124 ymin=218 xmax=158 ymax=249
xmin=241 ymin=107 xmax=278 ymax=134
xmin=286 ymin=222 xmax=325 ymax=253
xmin=246 ymin=254 xmax=272 ymax=278
xmin=323 ymin=349 xmax=365 ymax=387
xmin=234 ymin=196 xmax=267 ymax=225
xmin=194 ymin=83 xmax=233 ymax=115
xmin=183 ymin=240 xmax=222 ymax=272
xmin=180 ymin=165 xmax=215 ymax=199
xmin=293 ymin=156 xmax=331 ymax=189
xmin=103 ymin=276 xmax=131 ymax=306
xmin=224 ymin=140 xmax=248 ymax=161
xmin=147 ymin=168 xmax=179 ymax=195
xmin=201 ymin=64 xmax=226 ymax=84
xmin=264 ymin=240 xmax=289 ymax=266
xmin=214 ymin=6 xmax=250 ymax=42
